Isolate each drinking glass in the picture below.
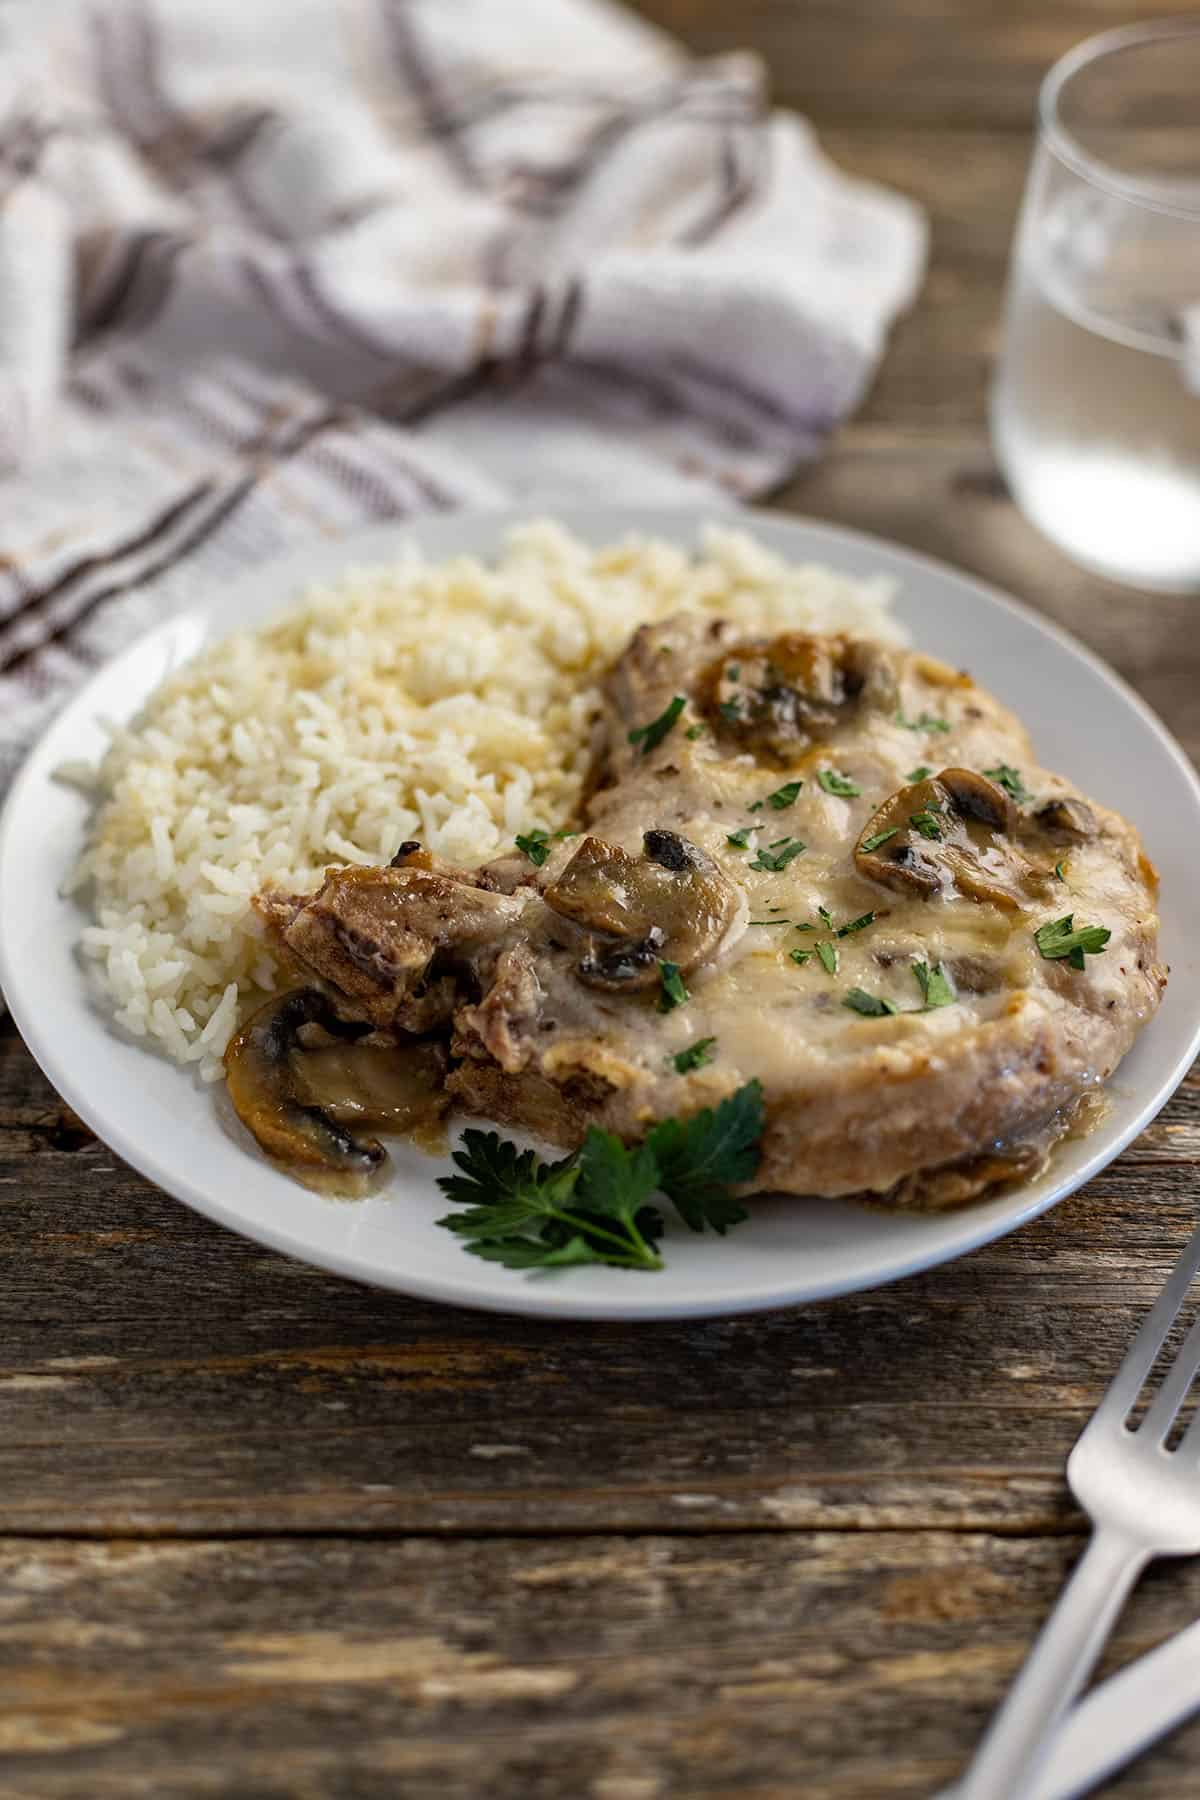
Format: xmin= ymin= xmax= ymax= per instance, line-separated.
xmin=991 ymin=20 xmax=1200 ymax=592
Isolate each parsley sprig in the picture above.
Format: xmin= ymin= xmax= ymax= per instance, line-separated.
xmin=436 ymin=1082 xmax=765 ymax=1271
xmin=1034 ymin=914 xmax=1112 ymax=970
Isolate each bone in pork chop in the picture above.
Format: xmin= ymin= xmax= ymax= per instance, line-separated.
xmin=236 ymin=613 xmax=1166 ymax=1206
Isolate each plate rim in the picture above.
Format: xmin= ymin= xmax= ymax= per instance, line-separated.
xmin=3 ymin=503 xmax=1198 ymax=1321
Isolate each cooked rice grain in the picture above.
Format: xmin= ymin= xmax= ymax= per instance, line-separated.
xmin=67 ymin=521 xmax=902 ymax=1079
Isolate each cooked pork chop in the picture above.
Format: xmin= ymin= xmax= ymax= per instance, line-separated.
xmin=242 ymin=613 xmax=1166 ymax=1205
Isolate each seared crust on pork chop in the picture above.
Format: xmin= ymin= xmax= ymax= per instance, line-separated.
xmin=250 ymin=614 xmax=1166 ymax=1206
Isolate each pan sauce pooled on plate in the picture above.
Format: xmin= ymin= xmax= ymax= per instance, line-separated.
xmin=229 ymin=610 xmax=1166 ymax=1208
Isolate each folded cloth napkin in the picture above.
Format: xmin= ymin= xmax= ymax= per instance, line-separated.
xmin=0 ymin=0 xmax=925 ymax=790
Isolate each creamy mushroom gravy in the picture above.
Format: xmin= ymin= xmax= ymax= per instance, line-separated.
xmin=226 ymin=617 xmax=1165 ymax=1206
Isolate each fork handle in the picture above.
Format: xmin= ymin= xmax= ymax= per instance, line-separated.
xmin=957 ymin=1526 xmax=1148 ymax=1800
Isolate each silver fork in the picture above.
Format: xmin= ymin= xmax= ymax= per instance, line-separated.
xmin=957 ymin=1220 xmax=1200 ymax=1800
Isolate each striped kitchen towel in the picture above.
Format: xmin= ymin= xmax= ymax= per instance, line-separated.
xmin=0 ymin=0 xmax=925 ymax=786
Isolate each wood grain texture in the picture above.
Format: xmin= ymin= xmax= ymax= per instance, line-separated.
xmin=5 ymin=1 xmax=1200 ymax=1794
xmin=2 ymin=1532 xmax=1200 ymax=1798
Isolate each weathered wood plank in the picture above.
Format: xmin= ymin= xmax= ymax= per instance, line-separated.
xmin=633 ymin=0 xmax=1200 ymax=130
xmin=0 ymin=1532 xmax=1198 ymax=1798
xmin=1 ymin=1030 xmax=1197 ymax=1534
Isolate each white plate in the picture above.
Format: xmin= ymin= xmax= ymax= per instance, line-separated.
xmin=2 ymin=507 xmax=1198 ymax=1320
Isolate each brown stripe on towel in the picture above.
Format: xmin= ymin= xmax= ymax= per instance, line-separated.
xmin=0 ymin=405 xmax=347 ymax=677
xmin=377 ymin=0 xmax=482 ymax=187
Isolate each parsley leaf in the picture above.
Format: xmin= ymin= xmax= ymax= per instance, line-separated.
xmin=861 ymin=827 xmax=898 ymax=853
xmin=685 ymin=723 xmax=706 ymax=740
xmin=437 ymin=1084 xmax=768 ymax=1272
xmin=912 ymin=960 xmax=956 ymax=1009
xmin=648 ymin=1081 xmax=763 ymax=1234
xmin=718 ymin=698 xmax=743 ymax=723
xmin=765 ymin=779 xmax=803 ymax=810
xmin=749 ymin=838 xmax=806 ymax=872
xmin=1034 ymin=914 xmax=1112 ymax=970
xmin=658 ymin=960 xmax=689 ymax=1012
xmin=843 ymin=988 xmax=897 ymax=1017
xmin=1054 ymin=860 xmax=1066 ymax=882
xmin=789 ymin=948 xmax=814 ymax=965
xmin=515 ymin=829 xmax=554 ymax=866
xmin=726 ymin=827 xmax=752 ymax=849
xmin=909 ymin=809 xmax=942 ymax=840
xmin=896 ymin=709 xmax=951 ymax=733
xmin=984 ymin=763 xmax=1032 ymax=804
xmin=673 ymin=1037 xmax=716 ymax=1074
xmin=906 ymin=764 xmax=932 ymax=783
xmin=628 ymin=695 xmax=686 ymax=755
xmin=817 ymin=769 xmax=861 ymax=798
xmin=837 ymin=911 xmax=876 ymax=938
xmin=815 ymin=940 xmax=839 ymax=976
xmin=436 ymin=1130 xmax=663 ymax=1272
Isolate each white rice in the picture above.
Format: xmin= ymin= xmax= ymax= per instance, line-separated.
xmin=65 ymin=520 xmax=902 ymax=1081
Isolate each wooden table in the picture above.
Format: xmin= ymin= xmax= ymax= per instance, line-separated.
xmin=5 ymin=4 xmax=1200 ymax=1794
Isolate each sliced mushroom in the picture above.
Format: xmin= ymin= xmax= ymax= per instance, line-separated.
xmin=888 ymin=1142 xmax=1047 ymax=1210
xmin=225 ymin=988 xmax=448 ymax=1188
xmin=1031 ymin=796 xmax=1097 ymax=843
xmin=856 ymin=768 xmax=1051 ymax=908
xmin=543 ymin=830 xmax=745 ymax=992
xmin=702 ymin=632 xmax=887 ymax=762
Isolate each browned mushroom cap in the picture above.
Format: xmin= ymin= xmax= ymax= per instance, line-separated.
xmin=855 ymin=768 xmax=1049 ymax=909
xmin=225 ymin=988 xmax=447 ymax=1188
xmin=1031 ymin=796 xmax=1097 ymax=843
xmin=542 ymin=830 xmax=745 ymax=991
xmin=702 ymin=632 xmax=888 ymax=762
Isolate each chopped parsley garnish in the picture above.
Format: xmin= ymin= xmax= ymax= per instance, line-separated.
xmin=906 ymin=764 xmax=932 ymax=783
xmin=912 ymin=960 xmax=956 ymax=1009
xmin=765 ymin=779 xmax=803 ymax=810
xmin=1054 ymin=860 xmax=1066 ymax=882
xmin=673 ymin=1037 xmax=716 ymax=1074
xmin=815 ymin=940 xmax=839 ymax=976
xmin=984 ymin=763 xmax=1032 ymax=804
xmin=749 ymin=917 xmax=793 ymax=926
xmin=789 ymin=949 xmax=814 ymax=966
xmin=435 ymin=1081 xmax=764 ymax=1273
xmin=896 ymin=709 xmax=951 ymax=734
xmin=818 ymin=906 xmax=834 ymax=929
xmin=909 ymin=809 xmax=943 ymax=840
xmin=843 ymin=988 xmax=897 ymax=1017
xmin=1034 ymin=914 xmax=1112 ymax=971
xmin=749 ymin=838 xmax=806 ymax=872
xmin=817 ymin=769 xmax=861 ymax=798
xmin=646 ymin=1082 xmax=764 ymax=1235
xmin=718 ymin=698 xmax=743 ymax=723
xmin=836 ymin=911 xmax=876 ymax=938
xmin=726 ymin=827 xmax=752 ymax=849
xmin=628 ymin=694 xmax=686 ymax=755
xmin=515 ymin=827 xmax=573 ymax=866
xmin=861 ymin=827 xmax=898 ymax=853
xmin=685 ymin=723 xmax=706 ymax=740
xmin=658 ymin=959 xmax=689 ymax=1011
